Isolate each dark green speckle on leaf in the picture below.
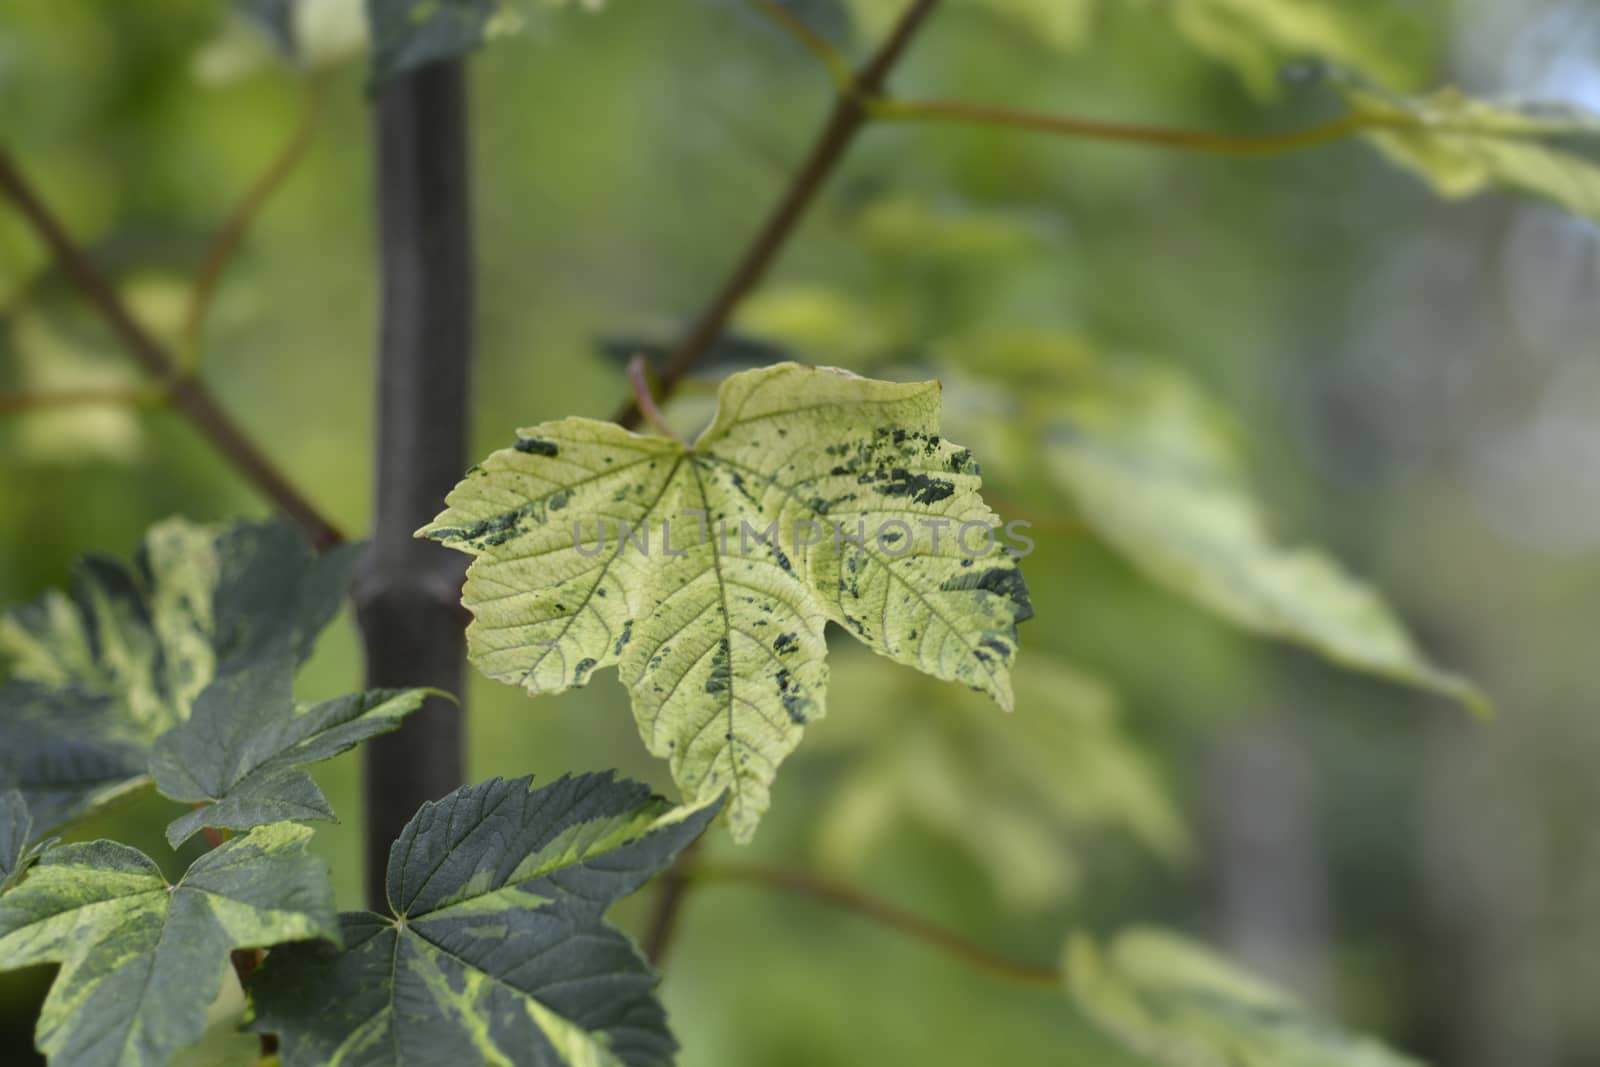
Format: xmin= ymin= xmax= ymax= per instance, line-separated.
xmin=939 ymin=566 xmax=1035 ymax=623
xmin=514 ymin=436 xmax=560 ymax=457
xmin=874 ymin=468 xmax=957 ymax=505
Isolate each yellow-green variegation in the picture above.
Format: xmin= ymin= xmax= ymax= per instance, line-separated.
xmin=0 ymin=823 xmax=338 ymax=1067
xmin=1066 ymin=928 xmax=1426 ymax=1067
xmin=0 ymin=519 xmax=359 ymax=831
xmin=249 ymin=773 xmax=720 ymax=1067
xmin=421 ymin=363 xmax=1032 ymax=840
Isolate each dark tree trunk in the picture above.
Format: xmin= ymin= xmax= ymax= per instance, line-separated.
xmin=355 ymin=59 xmax=474 ymax=908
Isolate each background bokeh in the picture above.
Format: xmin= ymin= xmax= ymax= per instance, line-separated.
xmin=3 ymin=1 xmax=1598 ymax=1063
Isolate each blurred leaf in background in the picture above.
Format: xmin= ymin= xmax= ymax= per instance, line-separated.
xmin=939 ymin=337 xmax=1490 ymax=715
xmin=1067 ymin=928 xmax=1426 ymax=1067
xmin=4 ymin=0 xmax=1600 ymax=1062
xmin=1346 ymin=84 xmax=1600 ymax=220
xmin=812 ymin=650 xmax=1185 ymax=910
xmin=0 ymin=519 xmax=356 ymax=829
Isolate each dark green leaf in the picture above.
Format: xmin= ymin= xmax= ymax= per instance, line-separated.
xmin=238 ymin=0 xmax=299 ymax=55
xmin=367 ymin=0 xmax=501 ymax=85
xmin=0 ymin=684 xmax=152 ymax=831
xmin=0 ymin=791 xmax=54 ymax=893
xmin=0 ymin=823 xmax=339 ymax=1067
xmin=251 ymin=773 xmax=720 ymax=1066
xmin=151 ymin=653 xmax=436 ymax=847
xmin=0 ymin=518 xmax=359 ymax=832
xmin=209 ymin=521 xmax=360 ymax=675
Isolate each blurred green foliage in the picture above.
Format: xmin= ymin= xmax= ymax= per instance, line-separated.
xmin=4 ymin=0 xmax=1600 ymax=1064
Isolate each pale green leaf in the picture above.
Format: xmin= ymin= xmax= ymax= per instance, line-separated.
xmin=250 ymin=773 xmax=719 ymax=1066
xmin=294 ymin=0 xmax=370 ymax=65
xmin=422 ymin=363 xmax=1032 ymax=840
xmin=0 ymin=823 xmax=339 ymax=1067
xmin=1036 ymin=360 xmax=1486 ymax=714
xmin=151 ymin=653 xmax=437 ymax=847
xmin=0 ymin=519 xmax=359 ymax=831
xmin=813 ymin=651 xmax=1184 ymax=909
xmin=1066 ymin=928 xmax=1427 ymax=1067
xmin=1348 ymin=86 xmax=1600 ymax=221
xmin=935 ymin=335 xmax=1485 ymax=713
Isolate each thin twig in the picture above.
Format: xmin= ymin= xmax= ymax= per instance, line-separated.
xmin=753 ymin=0 xmax=853 ymax=91
xmin=611 ymin=0 xmax=942 ymax=429
xmin=871 ymin=97 xmax=1384 ymax=156
xmin=0 ymin=149 xmax=345 ymax=549
xmin=613 ymin=0 xmax=1385 ymax=434
xmin=236 ymin=942 xmax=277 ymax=1061
xmin=182 ymin=75 xmax=328 ymax=371
xmin=688 ymin=862 xmax=1061 ymax=987
xmin=643 ymin=837 xmax=704 ymax=966
xmin=756 ymin=2 xmax=1390 ymax=157
xmin=190 ymin=803 xmax=230 ymax=850
xmin=0 ymin=384 xmax=162 ymax=417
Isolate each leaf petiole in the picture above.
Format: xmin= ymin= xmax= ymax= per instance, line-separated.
xmin=628 ymin=352 xmax=686 ymax=442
